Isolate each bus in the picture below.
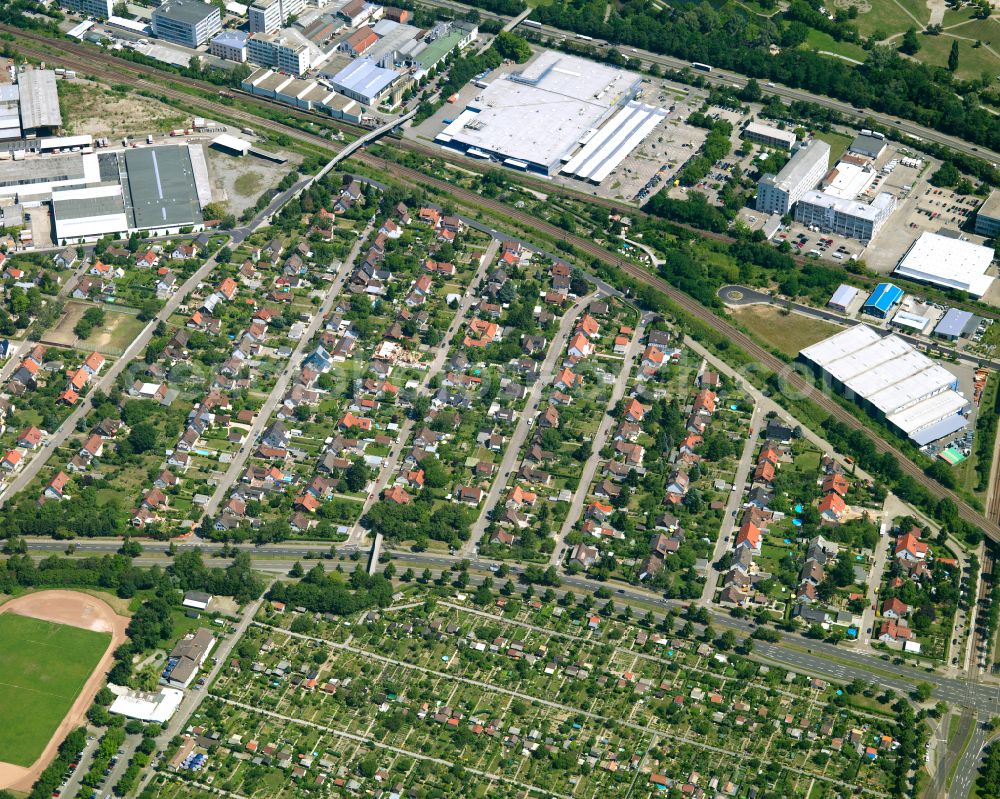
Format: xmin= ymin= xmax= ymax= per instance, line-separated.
xmin=522 ymin=18 xmax=541 ymax=27
xmin=576 ymin=34 xmax=594 ymax=41
xmin=691 ymin=62 xmax=713 ymax=72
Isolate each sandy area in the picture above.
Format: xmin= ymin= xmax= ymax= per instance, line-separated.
xmin=0 ymin=591 xmax=129 ymax=793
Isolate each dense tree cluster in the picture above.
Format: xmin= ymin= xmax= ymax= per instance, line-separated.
xmin=530 ymin=0 xmax=1000 ymax=150
xmin=363 ymin=498 xmax=475 ymax=548
xmin=267 ymin=563 xmax=394 ymax=615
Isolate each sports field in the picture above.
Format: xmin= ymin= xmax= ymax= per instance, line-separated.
xmin=0 ymin=614 xmax=110 ymax=767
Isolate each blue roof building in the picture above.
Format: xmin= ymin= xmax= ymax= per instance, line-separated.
xmin=326 ymin=58 xmax=398 ymax=107
xmin=861 ymin=282 xmax=903 ymax=319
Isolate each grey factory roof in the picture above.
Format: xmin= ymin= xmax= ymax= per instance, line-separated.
xmin=124 ymin=146 xmax=203 ymax=229
xmin=17 ymin=69 xmax=62 ymax=131
xmin=934 ymin=308 xmax=976 ymax=339
xmin=328 ymin=57 xmax=398 ymax=99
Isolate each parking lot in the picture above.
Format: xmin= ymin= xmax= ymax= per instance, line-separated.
xmin=589 ymin=80 xmax=712 ymax=203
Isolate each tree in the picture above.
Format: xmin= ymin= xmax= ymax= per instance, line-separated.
xmin=343 ymin=462 xmax=368 ymax=492
xmin=119 ymin=537 xmax=143 ymax=558
xmin=913 ymin=682 xmax=933 ymax=702
xmin=289 ymin=560 xmax=304 ymax=578
xmin=948 ymin=40 xmax=959 ymax=72
xmin=127 ymin=422 xmax=157 ymax=454
xmin=493 ymin=31 xmax=532 ymax=63
xmin=900 ymin=27 xmax=920 ymax=55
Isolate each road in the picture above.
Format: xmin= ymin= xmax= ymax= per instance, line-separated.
xmin=201 ymin=220 xmax=375 ymax=518
xmin=718 ymin=284 xmax=1000 ymax=371
xmin=951 ymin=719 xmax=990 ymax=799
xmin=136 ymin=582 xmax=273 ymax=795
xmin=461 ymin=292 xmax=597 ymax=556
xmin=548 ymin=312 xmax=648 ymax=565
xmin=418 ymin=0 xmax=1000 ymax=165
xmin=343 ymin=235 xmax=499 ymax=546
xmin=0 ymin=235 xmax=237 ymax=507
xmin=858 ymin=506 xmax=893 ymax=648
xmin=699 ymin=398 xmax=763 ymax=603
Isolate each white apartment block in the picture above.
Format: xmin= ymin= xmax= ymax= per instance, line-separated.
xmin=755 ymin=139 xmax=830 ymax=216
xmin=248 ymin=0 xmax=306 ymax=34
xmin=247 ymin=31 xmax=312 ymax=75
xmin=794 ymin=190 xmax=896 ymax=242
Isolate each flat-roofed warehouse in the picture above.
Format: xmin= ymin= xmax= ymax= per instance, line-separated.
xmin=0 ymin=85 xmax=21 ymax=142
xmin=0 ymin=152 xmax=102 ymax=200
xmin=435 ymin=51 xmax=646 ymax=176
xmin=799 ymin=324 xmax=969 ymax=445
xmin=893 ymin=230 xmax=995 ymax=298
xmin=124 ymin=145 xmax=204 ymax=231
xmin=52 ymin=184 xmax=129 ymax=242
xmin=17 ymin=69 xmax=62 ymax=134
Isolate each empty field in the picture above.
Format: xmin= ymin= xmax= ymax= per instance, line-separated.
xmin=731 ymin=305 xmax=841 ymax=356
xmin=45 ymin=301 xmax=144 ymax=355
xmin=0 ymin=613 xmax=110 ymax=767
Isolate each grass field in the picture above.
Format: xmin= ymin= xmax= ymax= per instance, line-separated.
xmin=0 ymin=613 xmax=109 ymax=767
xmin=847 ymin=0 xmax=930 ymax=38
xmin=731 ymin=305 xmax=841 ymax=356
xmin=912 ymin=33 xmax=1000 ymax=80
xmin=814 ymin=130 xmax=855 ymax=163
xmin=802 ymin=28 xmax=869 ymax=63
xmin=45 ymin=301 xmax=145 ymax=355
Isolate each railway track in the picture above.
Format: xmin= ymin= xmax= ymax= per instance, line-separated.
xmin=9 ymin=29 xmax=1000 ymax=542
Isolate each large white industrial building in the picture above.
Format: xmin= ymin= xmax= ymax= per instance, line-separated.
xmin=755 ymin=139 xmax=830 ymax=216
xmin=894 ymin=231 xmax=995 ymax=298
xmin=800 ymin=324 xmax=969 ymax=446
xmin=435 ymin=52 xmax=659 ymax=178
xmin=0 ymin=144 xmax=208 ymax=243
xmin=794 ymin=190 xmax=896 ymax=242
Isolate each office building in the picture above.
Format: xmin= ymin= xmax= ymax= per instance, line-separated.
xmin=247 ymin=30 xmax=315 ymax=75
xmin=210 ymin=30 xmax=249 ymax=61
xmin=794 ymin=190 xmax=895 ymax=242
xmin=975 ymin=189 xmax=1000 ymax=238
xmin=60 ymin=0 xmax=114 ymax=19
xmin=800 ymin=324 xmax=969 ymax=446
xmin=248 ymin=0 xmax=305 ymax=34
xmin=152 ymin=0 xmax=221 ymax=47
xmin=741 ymin=121 xmax=796 ymax=151
xmin=755 ymin=140 xmax=830 ymax=216
xmin=894 ymin=231 xmax=995 ymax=298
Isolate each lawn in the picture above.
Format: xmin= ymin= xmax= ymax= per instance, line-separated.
xmin=814 ymin=130 xmax=855 ymax=163
xmin=801 ymin=29 xmax=870 ymax=63
xmin=909 ymin=33 xmax=1000 ymax=80
xmin=849 ymin=0 xmax=930 ymax=39
xmin=0 ymin=613 xmax=110 ymax=767
xmin=730 ymin=305 xmax=841 ymax=357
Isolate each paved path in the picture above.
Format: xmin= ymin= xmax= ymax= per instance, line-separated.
xmin=345 ymin=237 xmax=499 ymax=546
xmin=136 ymin=583 xmax=272 ymax=794
xmin=858 ymin=503 xmax=893 ymax=648
xmin=548 ymin=313 xmax=648 ymax=565
xmin=212 ymin=695 xmax=574 ymax=799
xmin=461 ymin=292 xmax=596 ymax=557
xmin=202 ymin=221 xmax=375 ymax=518
xmin=700 ymin=395 xmax=763 ymax=603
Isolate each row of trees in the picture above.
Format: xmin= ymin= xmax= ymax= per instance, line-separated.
xmin=529 ymin=0 xmax=1000 ymax=151
xmin=267 ymin=563 xmax=394 ymax=615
